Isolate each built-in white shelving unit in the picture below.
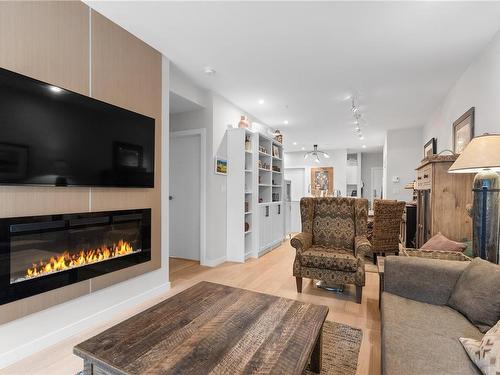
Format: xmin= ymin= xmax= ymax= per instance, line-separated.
xmin=227 ymin=128 xmax=285 ymax=262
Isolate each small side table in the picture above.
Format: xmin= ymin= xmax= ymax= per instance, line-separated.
xmin=377 ymin=258 xmax=385 ymax=309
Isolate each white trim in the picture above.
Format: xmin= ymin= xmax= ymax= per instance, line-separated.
xmin=88 ymin=7 xmax=92 ymax=97
xmin=203 ymin=255 xmax=226 ymax=267
xmin=170 ymin=129 xmax=207 ymax=266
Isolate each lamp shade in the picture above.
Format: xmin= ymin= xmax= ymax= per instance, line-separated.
xmin=449 ymin=134 xmax=500 ymax=173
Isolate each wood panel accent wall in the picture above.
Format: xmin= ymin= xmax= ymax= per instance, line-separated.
xmin=0 ymin=2 xmax=162 ymax=323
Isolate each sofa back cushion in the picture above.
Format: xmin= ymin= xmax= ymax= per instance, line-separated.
xmin=448 ymin=257 xmax=500 ymax=333
xmin=312 ymin=197 xmax=355 ymax=249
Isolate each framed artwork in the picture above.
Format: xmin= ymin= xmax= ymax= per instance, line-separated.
xmin=423 ymin=138 xmax=436 ymax=158
xmin=310 ymin=167 xmax=334 ymax=197
xmin=453 ymin=107 xmax=475 ymax=154
xmin=215 ymin=157 xmax=228 ymax=175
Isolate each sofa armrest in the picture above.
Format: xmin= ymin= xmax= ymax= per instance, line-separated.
xmin=290 ymin=232 xmax=312 ymax=255
xmin=355 ymin=235 xmax=371 ymax=259
xmin=384 ymin=256 xmax=469 ymax=305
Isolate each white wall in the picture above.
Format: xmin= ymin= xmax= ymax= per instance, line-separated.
xmin=361 ymin=152 xmax=383 ymax=199
xmin=424 ymin=30 xmax=500 ymax=150
xmin=284 ymin=149 xmax=348 ymax=197
xmin=0 ymin=56 xmax=172 ymax=369
xmin=384 ymin=127 xmax=422 ymax=201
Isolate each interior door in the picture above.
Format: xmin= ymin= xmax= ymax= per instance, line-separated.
xmin=169 ymin=133 xmax=201 ymax=261
xmin=370 ymin=167 xmax=383 ymax=209
xmin=284 ymin=168 xmax=305 ymax=233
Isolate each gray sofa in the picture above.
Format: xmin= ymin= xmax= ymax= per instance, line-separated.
xmin=381 ymin=256 xmax=482 ymax=375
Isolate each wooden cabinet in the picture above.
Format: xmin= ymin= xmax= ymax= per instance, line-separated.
xmin=415 ymin=156 xmax=474 ymax=247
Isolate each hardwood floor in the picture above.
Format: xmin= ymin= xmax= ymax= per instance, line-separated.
xmin=2 ymin=240 xmax=381 ymax=375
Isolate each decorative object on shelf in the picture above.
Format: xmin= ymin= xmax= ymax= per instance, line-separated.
xmin=272 ymin=145 xmax=280 ymax=158
xmin=423 ymin=137 xmax=437 ymax=158
xmin=453 ymin=107 xmax=475 ymax=154
xmin=245 ymin=222 xmax=250 ymax=232
xmin=258 ymin=175 xmax=262 ymax=184
xmin=245 ymin=201 xmax=249 ymax=212
xmin=245 ymin=134 xmax=251 ymax=151
xmin=259 ymin=197 xmax=263 ymax=203
xmin=215 ymin=157 xmax=228 ymax=175
xmin=272 ymin=165 xmax=281 ymax=172
xmin=259 ymin=145 xmax=268 ymax=154
xmin=238 ymin=115 xmax=250 ymax=129
xmin=272 ymin=193 xmax=280 ymax=202
xmin=304 ymin=144 xmax=330 ymax=163
xmin=310 ymin=167 xmax=334 ymax=197
xmin=449 ymin=133 xmax=500 ymax=264
xmin=273 ymin=129 xmax=283 ymax=144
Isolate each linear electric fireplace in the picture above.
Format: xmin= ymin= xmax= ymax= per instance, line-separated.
xmin=0 ymin=209 xmax=151 ymax=305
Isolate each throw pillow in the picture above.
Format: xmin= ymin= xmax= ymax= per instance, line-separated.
xmin=460 ymin=320 xmax=500 ymax=375
xmin=421 ymin=232 xmax=467 ymax=252
xmin=448 ymin=258 xmax=500 ymax=333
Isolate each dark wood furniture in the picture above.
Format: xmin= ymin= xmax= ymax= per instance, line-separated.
xmin=415 ymin=155 xmax=474 ymax=247
xmin=377 ymin=257 xmax=385 ymax=309
xmin=74 ymin=281 xmax=329 ymax=375
xmin=400 ymin=203 xmax=417 ymax=248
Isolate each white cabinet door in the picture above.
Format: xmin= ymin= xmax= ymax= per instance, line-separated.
xmin=259 ymin=205 xmax=271 ymax=250
xmin=271 ymin=204 xmax=284 ymax=243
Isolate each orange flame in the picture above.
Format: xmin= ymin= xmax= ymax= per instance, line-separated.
xmin=25 ymin=240 xmax=135 ymax=279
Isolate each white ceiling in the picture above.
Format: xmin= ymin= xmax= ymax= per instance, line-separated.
xmin=170 ymin=92 xmax=204 ymax=114
xmin=86 ymin=1 xmax=500 ymax=152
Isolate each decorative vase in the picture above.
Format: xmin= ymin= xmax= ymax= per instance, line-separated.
xmin=238 ymin=115 xmax=250 ymax=129
xmin=245 ymin=222 xmax=250 ymax=232
xmin=274 ymin=130 xmax=283 ymax=144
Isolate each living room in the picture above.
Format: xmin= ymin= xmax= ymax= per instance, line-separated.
xmin=1 ymin=1 xmax=499 ymax=375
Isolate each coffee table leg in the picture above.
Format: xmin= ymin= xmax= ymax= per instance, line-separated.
xmin=310 ymin=328 xmax=322 ymax=373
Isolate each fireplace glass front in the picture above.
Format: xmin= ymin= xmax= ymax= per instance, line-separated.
xmin=0 ymin=209 xmax=151 ymax=305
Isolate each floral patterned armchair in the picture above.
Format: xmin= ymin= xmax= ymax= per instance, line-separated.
xmin=291 ymin=197 xmax=371 ymax=303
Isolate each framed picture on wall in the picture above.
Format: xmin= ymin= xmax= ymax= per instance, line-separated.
xmin=423 ymin=138 xmax=436 ymax=158
xmin=215 ymin=157 xmax=228 ymax=175
xmin=453 ymin=107 xmax=475 ymax=154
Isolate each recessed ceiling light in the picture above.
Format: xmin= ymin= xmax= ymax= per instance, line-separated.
xmin=359 ymin=136 xmax=365 ymax=140
xmin=203 ymin=66 xmax=216 ymax=76
xmin=284 ymin=120 xmax=289 ymax=125
xmin=293 ymin=142 xmax=297 ymax=145
xmin=301 ymin=147 xmax=305 ymax=151
xmin=49 ymin=86 xmax=63 ymax=93
xmin=258 ymin=99 xmax=265 ymax=105
xmin=362 ymin=145 xmax=367 ymax=149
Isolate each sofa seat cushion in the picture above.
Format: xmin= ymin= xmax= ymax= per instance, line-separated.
xmin=382 ymin=292 xmax=482 ymax=375
xmin=301 ymin=246 xmax=358 ymax=271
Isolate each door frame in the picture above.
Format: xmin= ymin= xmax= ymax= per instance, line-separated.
xmin=170 ymin=129 xmax=207 ymax=265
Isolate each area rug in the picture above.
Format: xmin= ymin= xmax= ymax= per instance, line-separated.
xmin=304 ymin=321 xmax=363 ymax=375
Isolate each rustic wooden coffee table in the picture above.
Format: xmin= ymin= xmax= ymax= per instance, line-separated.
xmin=74 ymin=281 xmax=328 ymax=375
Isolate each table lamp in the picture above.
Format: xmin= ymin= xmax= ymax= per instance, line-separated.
xmin=449 ymin=134 xmax=500 ymax=263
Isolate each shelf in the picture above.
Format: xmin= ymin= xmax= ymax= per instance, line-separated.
xmin=259 ymin=168 xmax=271 ymax=172
xmin=259 ymin=151 xmax=272 ymax=157
xmin=272 ymin=155 xmax=282 ymax=160
xmin=272 ymin=185 xmax=282 ymax=187
xmin=245 ymin=150 xmax=252 ymax=154
xmin=259 ymin=184 xmax=272 ymax=187
xmin=245 ymin=211 xmax=252 ymax=215
xmin=244 ymin=230 xmax=252 ymax=235
xmin=272 ymin=171 xmax=282 ymax=174
xmin=245 ymin=191 xmax=252 ymax=194
xmin=245 ymin=170 xmax=252 ymax=173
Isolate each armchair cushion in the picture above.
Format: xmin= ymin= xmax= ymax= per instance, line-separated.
xmin=312 ymin=197 xmax=355 ymax=248
xmin=301 ymin=246 xmax=359 ymax=272
xmin=355 ymin=235 xmax=371 ymax=258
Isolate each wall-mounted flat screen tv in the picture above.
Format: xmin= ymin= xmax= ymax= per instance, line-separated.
xmin=0 ymin=67 xmax=155 ymax=188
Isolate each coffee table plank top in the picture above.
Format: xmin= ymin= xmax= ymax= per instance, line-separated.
xmin=74 ymin=281 xmax=328 ymax=375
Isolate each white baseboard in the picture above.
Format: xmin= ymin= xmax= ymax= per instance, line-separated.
xmin=203 ymin=256 xmax=226 ymax=267
xmin=0 ymin=277 xmax=171 ymax=369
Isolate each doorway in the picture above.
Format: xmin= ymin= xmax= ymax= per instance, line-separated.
xmin=370 ymin=167 xmax=383 ymax=209
xmin=284 ymin=168 xmax=306 ymax=234
xmin=169 ymin=129 xmax=206 ymax=262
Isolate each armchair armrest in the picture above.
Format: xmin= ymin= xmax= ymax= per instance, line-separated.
xmin=384 ymin=256 xmax=468 ymax=305
xmin=291 ymin=232 xmax=312 ymax=255
xmin=355 ymin=235 xmax=371 ymax=259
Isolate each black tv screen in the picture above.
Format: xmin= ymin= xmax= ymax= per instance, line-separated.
xmin=0 ymin=67 xmax=155 ymax=187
